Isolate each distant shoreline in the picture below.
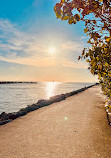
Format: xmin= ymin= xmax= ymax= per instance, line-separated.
xmin=0 ymin=83 xmax=98 ymax=126
xmin=0 ymin=81 xmax=37 ymax=84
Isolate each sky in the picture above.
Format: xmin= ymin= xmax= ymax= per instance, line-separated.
xmin=0 ymin=0 xmax=98 ymax=82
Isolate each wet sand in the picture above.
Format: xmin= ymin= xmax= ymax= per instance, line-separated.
xmin=0 ymin=85 xmax=111 ymax=158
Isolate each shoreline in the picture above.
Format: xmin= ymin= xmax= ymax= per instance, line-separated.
xmin=0 ymin=83 xmax=98 ymax=126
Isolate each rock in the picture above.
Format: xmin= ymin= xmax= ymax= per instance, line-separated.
xmin=18 ymin=109 xmax=28 ymax=116
xmin=0 ymin=112 xmax=7 ymax=119
xmin=50 ymin=94 xmax=66 ymax=102
xmin=37 ymin=99 xmax=46 ymax=104
xmin=7 ymin=113 xmax=19 ymax=120
xmin=25 ymin=106 xmax=32 ymax=112
xmin=28 ymin=104 xmax=40 ymax=111
xmin=37 ymin=100 xmax=51 ymax=107
xmin=108 ymin=113 xmax=111 ymax=125
xmin=0 ymin=112 xmax=19 ymax=121
xmin=0 ymin=119 xmax=12 ymax=125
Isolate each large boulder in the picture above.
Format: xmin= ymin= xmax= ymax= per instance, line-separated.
xmin=0 ymin=112 xmax=7 ymax=119
xmin=26 ymin=104 xmax=40 ymax=111
xmin=107 ymin=113 xmax=111 ymax=125
xmin=0 ymin=119 xmax=11 ymax=125
xmin=0 ymin=112 xmax=19 ymax=121
xmin=37 ymin=100 xmax=51 ymax=107
xmin=50 ymin=94 xmax=66 ymax=103
xmin=18 ymin=108 xmax=28 ymax=116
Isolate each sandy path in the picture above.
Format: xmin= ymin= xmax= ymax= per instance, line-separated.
xmin=0 ymin=86 xmax=111 ymax=158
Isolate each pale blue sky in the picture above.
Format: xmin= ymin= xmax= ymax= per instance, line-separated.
xmin=0 ymin=0 xmax=98 ymax=82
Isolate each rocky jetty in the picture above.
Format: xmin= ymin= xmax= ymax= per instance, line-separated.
xmin=0 ymin=84 xmax=97 ymax=126
xmin=0 ymin=81 xmax=37 ymax=84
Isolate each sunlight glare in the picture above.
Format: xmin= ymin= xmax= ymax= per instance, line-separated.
xmin=45 ymin=82 xmax=59 ymax=99
xmin=49 ymin=47 xmax=56 ymax=54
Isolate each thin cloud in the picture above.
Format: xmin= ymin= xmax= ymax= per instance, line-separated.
xmin=61 ymin=40 xmax=84 ymax=52
xmin=0 ymin=55 xmax=57 ymax=67
xmin=0 ymin=19 xmax=87 ymax=69
xmin=61 ymin=59 xmax=88 ymax=69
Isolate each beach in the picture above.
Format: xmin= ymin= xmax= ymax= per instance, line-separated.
xmin=0 ymin=85 xmax=111 ymax=158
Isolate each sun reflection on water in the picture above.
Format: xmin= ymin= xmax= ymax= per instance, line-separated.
xmin=45 ymin=82 xmax=59 ymax=99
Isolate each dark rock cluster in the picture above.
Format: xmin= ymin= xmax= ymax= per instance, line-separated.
xmin=0 ymin=84 xmax=96 ymax=126
xmin=107 ymin=113 xmax=111 ymax=126
xmin=0 ymin=81 xmax=37 ymax=84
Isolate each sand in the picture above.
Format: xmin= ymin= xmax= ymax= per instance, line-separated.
xmin=0 ymin=85 xmax=111 ymax=158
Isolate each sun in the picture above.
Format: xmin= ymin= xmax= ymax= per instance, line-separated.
xmin=49 ymin=47 xmax=56 ymax=54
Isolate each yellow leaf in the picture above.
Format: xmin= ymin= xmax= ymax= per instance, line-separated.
xmin=62 ymin=16 xmax=69 ymax=20
xmin=106 ymin=37 xmax=111 ymax=43
xmin=96 ymin=57 xmax=99 ymax=61
xmin=105 ymin=63 xmax=108 ymax=67
xmin=74 ymin=14 xmax=80 ymax=21
xmin=56 ymin=13 xmax=61 ymax=19
xmin=68 ymin=17 xmax=74 ymax=24
xmin=84 ymin=28 xmax=88 ymax=33
xmin=86 ymin=59 xmax=90 ymax=62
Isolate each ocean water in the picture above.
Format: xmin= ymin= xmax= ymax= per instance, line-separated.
xmin=0 ymin=82 xmax=94 ymax=114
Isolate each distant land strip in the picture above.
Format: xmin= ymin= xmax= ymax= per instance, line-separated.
xmin=0 ymin=81 xmax=37 ymax=84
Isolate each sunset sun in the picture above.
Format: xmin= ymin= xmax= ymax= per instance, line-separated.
xmin=49 ymin=47 xmax=56 ymax=54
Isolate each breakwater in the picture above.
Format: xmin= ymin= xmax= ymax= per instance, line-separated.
xmin=0 ymin=83 xmax=98 ymax=126
xmin=0 ymin=81 xmax=37 ymax=84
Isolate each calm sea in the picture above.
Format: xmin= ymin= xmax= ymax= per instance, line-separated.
xmin=0 ymin=82 xmax=94 ymax=114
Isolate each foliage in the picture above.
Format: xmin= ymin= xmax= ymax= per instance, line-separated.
xmin=54 ymin=0 xmax=111 ymax=100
